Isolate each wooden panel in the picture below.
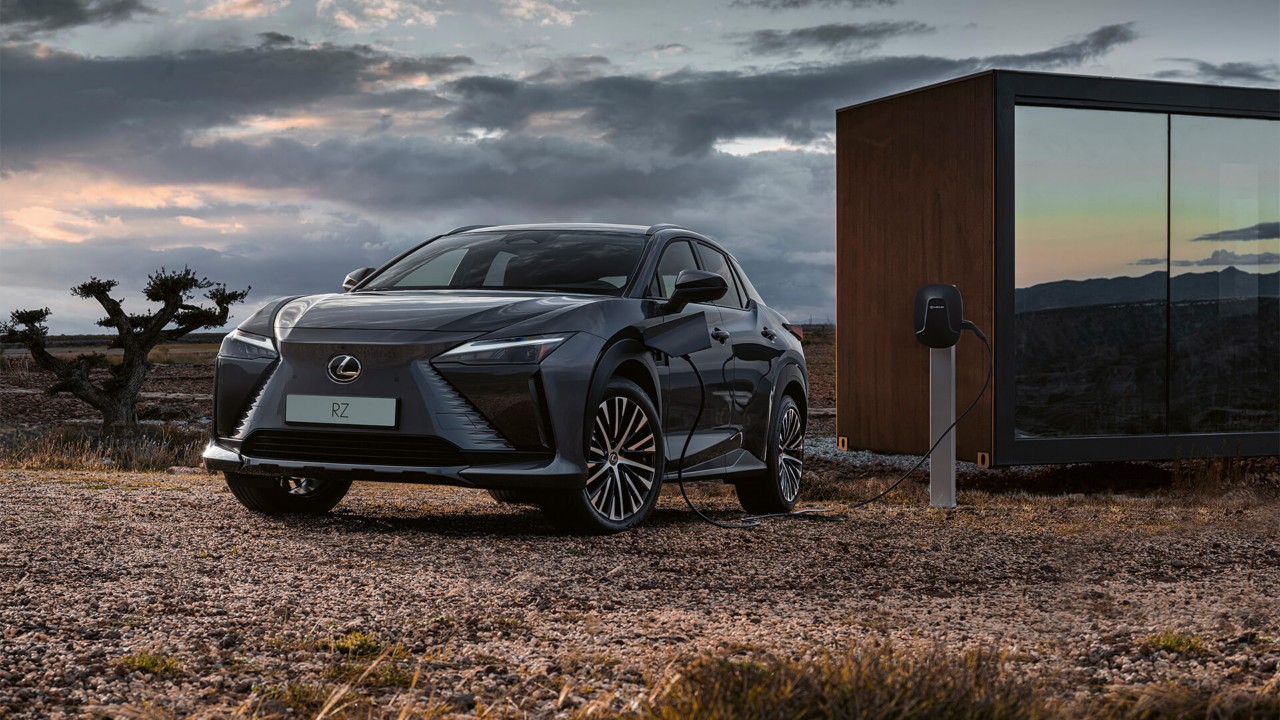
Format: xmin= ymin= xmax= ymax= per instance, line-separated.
xmin=835 ymin=73 xmax=995 ymax=459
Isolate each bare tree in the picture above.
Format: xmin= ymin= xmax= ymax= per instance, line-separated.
xmin=2 ymin=268 xmax=248 ymax=434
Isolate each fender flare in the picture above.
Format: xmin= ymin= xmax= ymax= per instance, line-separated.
xmin=770 ymin=360 xmax=809 ymax=421
xmin=585 ymin=337 xmax=663 ymax=418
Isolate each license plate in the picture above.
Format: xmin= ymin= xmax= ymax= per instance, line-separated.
xmin=285 ymin=395 xmax=398 ymax=427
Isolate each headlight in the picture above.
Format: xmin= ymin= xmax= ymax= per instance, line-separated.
xmin=437 ymin=334 xmax=571 ymax=365
xmin=219 ymin=329 xmax=278 ymax=360
xmin=274 ymin=298 xmax=313 ymax=338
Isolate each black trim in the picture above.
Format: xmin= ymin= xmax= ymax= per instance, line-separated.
xmin=992 ymin=71 xmax=1279 ymax=465
xmin=243 ymin=429 xmax=461 ymax=467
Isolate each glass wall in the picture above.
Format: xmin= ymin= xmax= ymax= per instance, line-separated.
xmin=1169 ymin=116 xmax=1280 ymax=433
xmin=1014 ymin=106 xmax=1280 ymax=439
xmin=1013 ymin=107 xmax=1169 ymax=437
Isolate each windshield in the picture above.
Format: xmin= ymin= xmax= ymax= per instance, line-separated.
xmin=362 ymin=230 xmax=648 ymax=295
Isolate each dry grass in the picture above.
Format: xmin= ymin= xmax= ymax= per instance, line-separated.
xmin=1088 ymin=681 xmax=1280 ymax=720
xmin=1141 ymin=631 xmax=1210 ymax=657
xmin=0 ymin=426 xmax=206 ymax=471
xmin=601 ymin=643 xmax=1280 ymax=720
xmin=118 ymin=650 xmax=183 ymax=676
xmin=616 ymin=643 xmax=1058 ymax=720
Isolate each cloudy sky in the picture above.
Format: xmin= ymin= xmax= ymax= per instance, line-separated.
xmin=1 ymin=0 xmax=1277 ymax=333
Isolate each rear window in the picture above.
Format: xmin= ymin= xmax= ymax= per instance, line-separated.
xmin=364 ymin=230 xmax=647 ymax=295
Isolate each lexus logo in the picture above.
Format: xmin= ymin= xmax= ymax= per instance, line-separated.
xmin=326 ymin=354 xmax=362 ymax=384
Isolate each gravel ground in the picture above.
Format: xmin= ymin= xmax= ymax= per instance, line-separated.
xmin=2 ymin=468 xmax=1277 ymax=718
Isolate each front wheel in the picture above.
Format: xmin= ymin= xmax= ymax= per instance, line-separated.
xmin=735 ymin=394 xmax=804 ymax=515
xmin=539 ymin=378 xmax=664 ymax=534
xmin=225 ymin=472 xmax=352 ymax=515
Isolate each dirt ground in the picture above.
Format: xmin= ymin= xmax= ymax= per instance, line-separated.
xmin=1 ymin=468 xmax=1278 ymax=718
xmin=2 ymin=331 xmax=1278 ymax=718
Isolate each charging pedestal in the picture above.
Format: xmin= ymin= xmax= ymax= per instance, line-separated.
xmin=929 ymin=347 xmax=956 ymax=508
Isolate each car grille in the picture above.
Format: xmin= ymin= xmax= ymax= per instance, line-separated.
xmin=242 ymin=430 xmax=465 ymax=467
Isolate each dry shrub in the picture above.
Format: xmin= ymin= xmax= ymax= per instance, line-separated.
xmin=0 ymin=426 xmax=206 ymax=471
xmin=616 ymin=644 xmax=1279 ymax=720
xmin=628 ymin=643 xmax=1058 ymax=720
xmin=1089 ymin=680 xmax=1280 ymax=720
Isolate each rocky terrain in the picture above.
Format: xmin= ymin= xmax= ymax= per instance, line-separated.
xmin=1 ymin=468 xmax=1277 ymax=718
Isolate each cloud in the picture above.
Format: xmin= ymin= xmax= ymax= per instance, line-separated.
xmin=1154 ymin=58 xmax=1278 ymax=85
xmin=3 ymin=206 xmax=125 ymax=242
xmin=443 ymin=24 xmax=1136 ymax=155
xmin=522 ymin=55 xmax=611 ymax=83
xmin=728 ymin=0 xmax=895 ymax=9
xmin=316 ymin=0 xmax=445 ymax=29
xmin=732 ymin=21 xmax=933 ymax=56
xmin=496 ymin=0 xmax=585 ymax=27
xmin=0 ymin=23 xmax=1142 ymax=330
xmin=983 ymin=22 xmax=1138 ymax=69
xmin=190 ymin=0 xmax=288 ymax=20
xmin=0 ymin=0 xmax=155 ymax=37
xmin=1 ymin=134 xmax=838 ymax=330
xmin=0 ymin=42 xmax=474 ymax=169
xmin=1133 ymin=249 xmax=1280 ymax=267
xmin=652 ymin=43 xmax=690 ymax=55
xmin=257 ymin=31 xmax=296 ymax=46
xmin=176 ymin=215 xmax=245 ymax=233
xmin=1192 ymin=221 xmax=1280 ymax=242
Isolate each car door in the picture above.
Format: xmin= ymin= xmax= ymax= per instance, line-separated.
xmin=645 ymin=239 xmax=736 ymax=474
xmin=694 ymin=242 xmax=784 ymax=459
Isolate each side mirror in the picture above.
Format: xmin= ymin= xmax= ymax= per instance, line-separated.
xmin=342 ymin=267 xmax=375 ymax=293
xmin=665 ymin=269 xmax=727 ymax=312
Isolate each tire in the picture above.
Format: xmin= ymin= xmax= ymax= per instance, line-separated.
xmin=735 ymin=393 xmax=805 ymax=515
xmin=487 ymin=489 xmax=546 ymax=505
xmin=224 ymin=472 xmax=352 ymax=516
xmin=539 ymin=377 xmax=664 ymax=534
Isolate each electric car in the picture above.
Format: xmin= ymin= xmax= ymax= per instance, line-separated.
xmin=205 ymin=223 xmax=808 ymax=533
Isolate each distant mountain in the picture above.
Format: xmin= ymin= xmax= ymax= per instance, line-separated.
xmin=1016 ymin=267 xmax=1280 ymax=313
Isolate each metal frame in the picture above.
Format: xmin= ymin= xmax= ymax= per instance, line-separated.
xmin=991 ymin=71 xmax=1280 ymax=465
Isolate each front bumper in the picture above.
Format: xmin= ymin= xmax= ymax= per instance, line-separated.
xmin=202 ymin=440 xmax=586 ymax=489
xmin=209 ymin=328 xmax=608 ymax=490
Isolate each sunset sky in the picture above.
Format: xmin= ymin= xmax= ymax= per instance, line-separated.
xmin=2 ymin=0 xmax=1277 ymax=332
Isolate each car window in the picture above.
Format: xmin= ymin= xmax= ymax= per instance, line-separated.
xmin=697 ymin=244 xmax=746 ymax=309
xmin=363 ymin=230 xmax=647 ymax=295
xmin=729 ymin=256 xmax=762 ymax=306
xmin=648 ymin=240 xmax=700 ymax=298
xmin=394 ymin=247 xmax=467 ymax=287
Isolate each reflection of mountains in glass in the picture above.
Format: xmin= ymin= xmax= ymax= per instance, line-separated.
xmin=1015 ymin=267 xmax=1280 ymax=313
xmin=1014 ymin=268 xmax=1280 ymax=438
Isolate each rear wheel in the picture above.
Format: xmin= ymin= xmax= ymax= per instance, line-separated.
xmin=224 ymin=472 xmax=352 ymax=515
xmin=539 ymin=378 xmax=664 ymax=534
xmin=735 ymin=394 xmax=804 ymax=515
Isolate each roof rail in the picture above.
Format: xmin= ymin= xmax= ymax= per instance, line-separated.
xmin=645 ymin=223 xmax=683 ymax=235
xmin=445 ymin=224 xmax=493 ymax=235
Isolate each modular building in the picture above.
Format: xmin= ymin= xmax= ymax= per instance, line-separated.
xmin=835 ymin=70 xmax=1279 ymax=466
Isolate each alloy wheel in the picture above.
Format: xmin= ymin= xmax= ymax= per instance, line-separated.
xmin=777 ymin=405 xmax=804 ymax=502
xmin=586 ymin=396 xmax=659 ymax=521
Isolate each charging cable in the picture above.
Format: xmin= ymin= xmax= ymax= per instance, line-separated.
xmin=673 ymin=355 xmax=831 ymax=529
xmin=672 ymin=320 xmax=989 ymax=526
xmin=674 ymin=357 xmax=763 ymax=528
xmin=846 ymin=321 xmax=992 ymax=509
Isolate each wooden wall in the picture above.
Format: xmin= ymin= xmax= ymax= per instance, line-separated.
xmin=835 ymin=72 xmax=995 ymax=460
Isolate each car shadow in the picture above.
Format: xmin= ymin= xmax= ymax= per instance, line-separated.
xmin=264 ymin=503 xmax=729 ymax=537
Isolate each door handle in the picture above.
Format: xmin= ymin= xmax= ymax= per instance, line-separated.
xmin=711 ymin=328 xmax=730 ymax=343
xmin=761 ymin=327 xmax=777 ymax=340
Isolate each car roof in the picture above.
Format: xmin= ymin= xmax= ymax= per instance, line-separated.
xmin=452 ymin=222 xmax=653 ymax=235
xmin=448 ymin=222 xmax=724 ymax=250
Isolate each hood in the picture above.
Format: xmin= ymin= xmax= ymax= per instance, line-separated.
xmin=281 ymin=290 xmax=607 ymax=333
